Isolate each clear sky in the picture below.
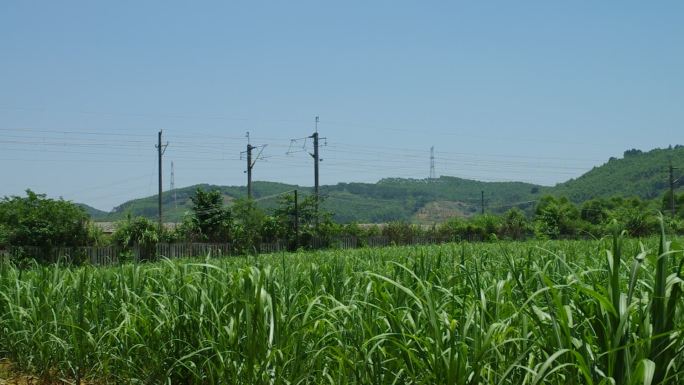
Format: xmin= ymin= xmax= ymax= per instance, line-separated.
xmin=1 ymin=1 xmax=682 ymax=210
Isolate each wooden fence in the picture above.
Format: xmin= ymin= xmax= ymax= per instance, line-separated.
xmin=155 ymin=243 xmax=233 ymax=259
xmin=5 ymin=235 xmax=463 ymax=266
xmin=5 ymin=246 xmax=123 ymax=265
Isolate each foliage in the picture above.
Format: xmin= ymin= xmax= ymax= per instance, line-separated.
xmin=499 ymin=207 xmax=532 ymax=240
xmin=611 ymin=203 xmax=658 ymax=237
xmin=232 ymin=198 xmax=266 ymax=254
xmin=382 ymin=221 xmax=419 ymax=244
xmin=661 ymin=191 xmax=684 ymax=217
xmin=97 ymin=178 xmax=543 ymax=224
xmin=552 ymin=146 xmax=684 ymax=202
xmin=271 ymin=193 xmax=338 ymax=249
xmin=1 ymin=232 xmax=683 ymax=383
xmin=0 ymin=190 xmax=93 ymax=250
xmin=187 ymin=188 xmax=232 ymax=242
xmin=89 ymin=146 xmax=684 ymax=225
xmin=534 ymin=195 xmax=580 ymax=239
xmin=470 ymin=214 xmax=501 ymax=240
xmin=111 ymin=214 xmax=159 ymax=259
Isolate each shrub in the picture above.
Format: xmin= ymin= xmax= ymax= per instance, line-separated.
xmin=0 ymin=190 xmax=94 ymax=262
xmin=111 ymin=215 xmax=160 ymax=260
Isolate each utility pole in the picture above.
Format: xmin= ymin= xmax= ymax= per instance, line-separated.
xmin=242 ymin=132 xmax=266 ymax=200
xmin=481 ymin=190 xmax=485 ymax=215
xmin=429 ymin=146 xmax=435 ymax=179
xmin=309 ymin=116 xmax=322 ymax=225
xmin=287 ymin=117 xmax=325 ymax=226
xmin=155 ymin=130 xmax=168 ymax=234
xmin=294 ymin=189 xmax=299 ymax=249
xmin=246 ymin=143 xmax=254 ymax=199
xmin=670 ymin=161 xmax=680 ymax=217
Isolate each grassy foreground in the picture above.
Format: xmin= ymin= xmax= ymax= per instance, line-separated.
xmin=1 ymin=230 xmax=683 ymax=384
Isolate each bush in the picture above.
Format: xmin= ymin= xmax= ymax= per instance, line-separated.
xmin=534 ymin=196 xmax=580 ymax=239
xmin=499 ymin=208 xmax=532 ymax=240
xmin=111 ymin=215 xmax=160 ymax=260
xmin=382 ymin=221 xmax=418 ymax=245
xmin=0 ymin=190 xmax=95 ymax=261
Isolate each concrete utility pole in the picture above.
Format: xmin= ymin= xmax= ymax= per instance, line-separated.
xmin=155 ymin=130 xmax=168 ymax=234
xmin=246 ymin=143 xmax=254 ymax=199
xmin=670 ymin=161 xmax=680 ymax=217
xmin=287 ymin=117 xmax=325 ymax=226
xmin=481 ymin=190 xmax=485 ymax=215
xmin=294 ymin=189 xmax=299 ymax=249
xmin=242 ymin=132 xmax=266 ymax=200
xmin=309 ymin=116 xmax=323 ymax=224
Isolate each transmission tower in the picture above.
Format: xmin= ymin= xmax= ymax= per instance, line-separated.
xmin=170 ymin=161 xmax=177 ymax=208
xmin=429 ymin=146 xmax=436 ymax=179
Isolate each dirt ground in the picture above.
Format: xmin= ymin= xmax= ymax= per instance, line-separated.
xmin=0 ymin=360 xmax=50 ymax=385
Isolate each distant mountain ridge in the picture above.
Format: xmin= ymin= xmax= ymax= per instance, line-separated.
xmin=86 ymin=146 xmax=684 ymax=224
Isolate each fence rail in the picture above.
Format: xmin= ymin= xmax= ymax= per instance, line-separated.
xmin=3 ymin=235 xmax=469 ymax=266
xmin=156 ymin=243 xmax=233 ymax=259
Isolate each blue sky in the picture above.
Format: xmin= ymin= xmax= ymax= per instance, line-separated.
xmin=1 ymin=1 xmax=682 ymax=210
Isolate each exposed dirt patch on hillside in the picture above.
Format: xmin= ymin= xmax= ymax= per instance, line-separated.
xmin=412 ymin=200 xmax=473 ymax=224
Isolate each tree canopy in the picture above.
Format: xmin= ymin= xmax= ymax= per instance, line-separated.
xmin=0 ymin=190 xmax=93 ymax=248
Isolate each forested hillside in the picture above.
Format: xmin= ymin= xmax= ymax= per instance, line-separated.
xmin=93 ymin=177 xmax=541 ymax=223
xmin=86 ymin=146 xmax=683 ymax=223
xmin=551 ymin=146 xmax=684 ymax=202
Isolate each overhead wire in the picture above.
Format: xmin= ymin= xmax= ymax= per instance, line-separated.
xmin=1 ymin=125 xmax=620 ymax=211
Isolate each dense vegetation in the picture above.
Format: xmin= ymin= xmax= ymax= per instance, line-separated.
xmin=0 ymin=190 xmax=101 ymax=250
xmin=1 ymin=226 xmax=682 ymax=384
xmin=553 ymin=146 xmax=684 ymax=202
xmin=99 ymin=178 xmax=541 ymax=223
xmin=3 ymin=187 xmax=684 ymax=265
xmin=88 ymin=146 xmax=684 ymax=223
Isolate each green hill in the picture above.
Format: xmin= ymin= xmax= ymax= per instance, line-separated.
xmin=104 ymin=182 xmax=302 ymax=223
xmin=550 ymin=146 xmax=684 ymax=202
xmin=323 ymin=177 xmax=541 ymax=222
xmin=92 ymin=177 xmax=541 ymax=224
xmin=87 ymin=146 xmax=684 ymax=224
xmin=77 ymin=203 xmax=109 ymax=218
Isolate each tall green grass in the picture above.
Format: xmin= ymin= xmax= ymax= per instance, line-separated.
xmin=0 ymin=224 xmax=682 ymax=384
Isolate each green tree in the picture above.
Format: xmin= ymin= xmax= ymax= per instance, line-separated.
xmin=111 ymin=215 xmax=160 ymax=260
xmin=382 ymin=221 xmax=419 ymax=245
xmin=186 ymin=188 xmax=232 ymax=242
xmin=580 ymin=198 xmax=611 ymax=225
xmin=232 ymin=198 xmax=266 ymax=254
xmin=0 ymin=190 xmax=92 ymax=250
xmin=661 ymin=191 xmax=684 ymax=217
xmin=273 ymin=193 xmax=337 ymax=249
xmin=534 ymin=196 xmax=580 ymax=239
xmin=499 ymin=208 xmax=531 ymax=240
xmin=610 ymin=198 xmax=657 ymax=237
xmin=471 ymin=214 xmax=502 ymax=240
